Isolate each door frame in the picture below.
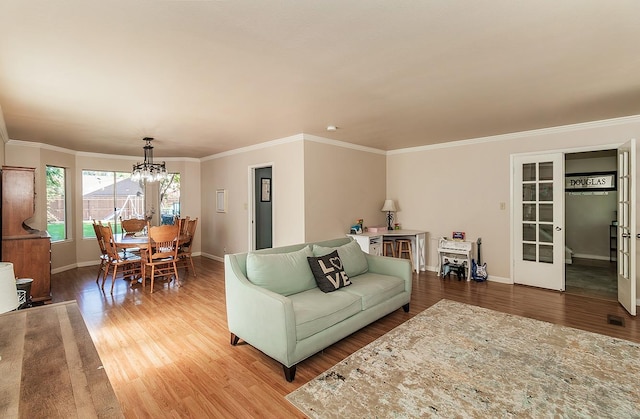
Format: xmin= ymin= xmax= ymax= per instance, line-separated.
xmin=512 ymin=152 xmax=565 ymax=290
xmin=510 ymin=143 xmax=623 ymax=286
xmin=248 ymin=162 xmax=274 ymax=251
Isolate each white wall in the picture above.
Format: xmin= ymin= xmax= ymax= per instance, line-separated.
xmin=199 ymin=134 xmax=389 ymax=259
xmin=387 ymin=117 xmax=640 ymax=288
xmin=303 ymin=137 xmax=387 ymax=242
xmin=200 ymin=136 xmax=306 ymax=259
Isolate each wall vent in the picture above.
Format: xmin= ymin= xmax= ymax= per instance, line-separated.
xmin=607 ymin=314 xmax=625 ymax=327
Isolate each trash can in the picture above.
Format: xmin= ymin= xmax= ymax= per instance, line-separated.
xmin=15 ymin=278 xmax=33 ymax=309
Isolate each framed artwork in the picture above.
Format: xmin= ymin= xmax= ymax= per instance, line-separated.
xmin=216 ymin=189 xmax=227 ymax=213
xmin=261 ymin=178 xmax=271 ymax=202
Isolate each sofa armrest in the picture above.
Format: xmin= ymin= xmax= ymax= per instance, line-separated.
xmin=365 ymin=254 xmax=413 ymax=293
xmin=224 ymin=254 xmax=297 ymax=366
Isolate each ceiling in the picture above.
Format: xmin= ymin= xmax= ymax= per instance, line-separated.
xmin=1 ymin=1 xmax=639 ymax=159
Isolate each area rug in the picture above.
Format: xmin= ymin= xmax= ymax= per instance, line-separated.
xmin=286 ymin=299 xmax=640 ymax=418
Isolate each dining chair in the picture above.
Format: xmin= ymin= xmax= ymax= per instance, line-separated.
xmin=97 ymin=223 xmax=143 ymax=294
xmin=120 ymin=217 xmax=147 ymax=234
xmin=143 ymin=219 xmax=182 ymax=293
xmin=92 ymin=220 xmax=110 ymax=284
xmin=119 ymin=217 xmax=146 ymax=256
xmin=178 ymin=217 xmax=198 ymax=277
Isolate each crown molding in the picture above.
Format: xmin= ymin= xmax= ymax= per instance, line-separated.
xmin=202 ymin=133 xmax=304 ymax=161
xmin=302 ymin=133 xmax=386 ymax=155
xmin=388 ymin=114 xmax=640 ymax=155
xmin=6 ymin=139 xmax=199 ymax=162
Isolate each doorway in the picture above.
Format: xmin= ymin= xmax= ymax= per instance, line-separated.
xmin=512 ymin=140 xmax=636 ymax=316
xmin=252 ymin=166 xmax=272 ymax=250
xmin=564 ymin=150 xmax=617 ymax=300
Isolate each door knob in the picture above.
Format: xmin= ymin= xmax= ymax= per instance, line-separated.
xmin=621 ymin=233 xmax=631 ymax=238
xmin=555 ymin=226 xmax=562 ymax=231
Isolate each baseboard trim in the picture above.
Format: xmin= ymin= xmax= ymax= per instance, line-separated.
xmin=201 ymin=252 xmax=224 ymax=262
xmin=572 ymin=254 xmax=611 ymax=261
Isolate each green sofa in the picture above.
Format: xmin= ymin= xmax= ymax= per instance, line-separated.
xmin=224 ymin=237 xmax=412 ymax=381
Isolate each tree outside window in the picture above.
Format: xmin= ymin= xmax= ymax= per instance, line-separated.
xmin=159 ymin=173 xmax=181 ymax=224
xmin=46 ymin=166 xmax=67 ymax=242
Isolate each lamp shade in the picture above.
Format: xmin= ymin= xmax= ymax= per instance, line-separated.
xmin=0 ymin=262 xmax=19 ymax=314
xmin=381 ymin=199 xmax=397 ymax=212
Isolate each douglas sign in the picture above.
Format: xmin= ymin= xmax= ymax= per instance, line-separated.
xmin=565 ymin=172 xmax=616 ymax=191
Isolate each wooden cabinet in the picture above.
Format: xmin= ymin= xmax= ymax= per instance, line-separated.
xmin=1 ymin=166 xmax=51 ymax=302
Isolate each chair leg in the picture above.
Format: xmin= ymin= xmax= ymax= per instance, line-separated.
xmin=150 ymin=266 xmax=155 ymax=294
xmin=101 ymin=264 xmax=111 ymax=290
xmin=96 ymin=259 xmax=105 ymax=284
xmin=172 ymin=261 xmax=180 ymax=287
xmin=110 ymin=265 xmax=119 ymax=294
xmin=189 ymin=257 xmax=196 ymax=277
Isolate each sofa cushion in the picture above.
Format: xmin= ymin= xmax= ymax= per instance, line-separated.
xmin=313 ymin=239 xmax=368 ymax=277
xmin=341 ymin=272 xmax=406 ymax=310
xmin=307 ymin=250 xmax=352 ymax=293
xmin=245 ymin=246 xmax=316 ymax=296
xmin=289 ymin=288 xmax=362 ymax=340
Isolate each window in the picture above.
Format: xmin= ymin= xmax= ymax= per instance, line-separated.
xmin=82 ymin=171 xmax=144 ymax=237
xmin=46 ymin=166 xmax=67 ymax=242
xmin=159 ymin=173 xmax=181 ymax=224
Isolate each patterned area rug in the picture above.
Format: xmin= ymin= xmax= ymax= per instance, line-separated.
xmin=286 ymin=299 xmax=640 ymax=418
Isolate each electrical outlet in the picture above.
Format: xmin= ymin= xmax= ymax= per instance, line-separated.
xmin=223 ymin=247 xmax=227 ymax=254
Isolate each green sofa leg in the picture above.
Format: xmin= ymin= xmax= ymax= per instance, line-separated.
xmin=283 ymin=364 xmax=296 ymax=382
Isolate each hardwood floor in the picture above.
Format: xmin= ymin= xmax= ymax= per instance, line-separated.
xmin=51 ymin=257 xmax=640 ymax=418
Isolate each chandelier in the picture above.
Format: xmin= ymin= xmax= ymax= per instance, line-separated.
xmin=131 ymin=137 xmax=167 ymax=182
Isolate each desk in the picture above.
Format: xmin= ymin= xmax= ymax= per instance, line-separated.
xmin=347 ymin=230 xmax=427 ymax=272
xmin=0 ymin=301 xmax=123 ymax=418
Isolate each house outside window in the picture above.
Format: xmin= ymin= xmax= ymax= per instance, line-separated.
xmin=82 ymin=171 xmax=144 ymax=237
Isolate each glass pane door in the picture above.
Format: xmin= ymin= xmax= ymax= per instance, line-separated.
xmin=521 ymin=161 xmax=554 ymax=264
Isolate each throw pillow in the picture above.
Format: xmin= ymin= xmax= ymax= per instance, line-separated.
xmin=313 ymin=239 xmax=368 ymax=277
xmin=307 ymin=250 xmax=351 ymax=293
xmin=246 ymin=246 xmax=316 ymax=296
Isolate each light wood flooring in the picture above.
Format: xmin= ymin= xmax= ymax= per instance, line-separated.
xmin=51 ymin=257 xmax=640 ymax=418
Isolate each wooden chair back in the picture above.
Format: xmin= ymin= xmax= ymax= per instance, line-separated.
xmin=120 ymin=218 xmax=147 ymax=234
xmin=147 ymin=220 xmax=181 ymax=261
xmin=92 ymin=220 xmax=108 ymax=256
xmin=97 ymin=223 xmax=122 ymax=261
xmin=186 ymin=218 xmax=198 ymax=239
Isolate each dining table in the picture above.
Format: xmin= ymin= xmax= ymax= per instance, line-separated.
xmin=111 ymin=232 xmax=190 ymax=286
xmin=113 ymin=232 xmax=149 ymax=250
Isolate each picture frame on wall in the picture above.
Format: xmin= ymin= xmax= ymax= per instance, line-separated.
xmin=261 ymin=178 xmax=271 ymax=202
xmin=216 ymin=189 xmax=227 ymax=213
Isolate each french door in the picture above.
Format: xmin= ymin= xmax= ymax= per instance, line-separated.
xmin=513 ymin=153 xmax=565 ymax=291
xmin=617 ymin=139 xmax=636 ymax=316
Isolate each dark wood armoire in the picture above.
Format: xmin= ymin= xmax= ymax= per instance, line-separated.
xmin=1 ymin=166 xmax=51 ymax=303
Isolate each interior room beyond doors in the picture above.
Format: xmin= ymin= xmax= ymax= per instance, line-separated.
xmin=564 ymin=150 xmax=617 ymax=300
xmin=254 ymin=166 xmax=273 ymax=250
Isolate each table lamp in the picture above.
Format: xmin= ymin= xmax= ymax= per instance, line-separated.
xmin=0 ymin=262 xmax=19 ymax=314
xmin=381 ymin=199 xmax=397 ymax=231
